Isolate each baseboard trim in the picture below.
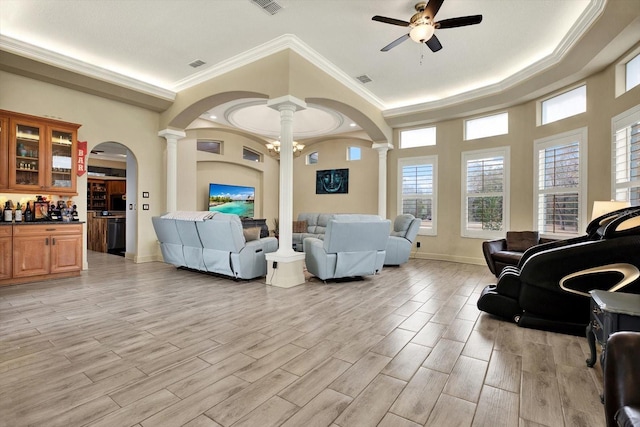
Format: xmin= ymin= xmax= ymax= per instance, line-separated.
xmin=411 ymin=252 xmax=485 ymax=266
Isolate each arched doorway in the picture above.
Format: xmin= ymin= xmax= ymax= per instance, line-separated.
xmin=87 ymin=141 xmax=138 ymax=257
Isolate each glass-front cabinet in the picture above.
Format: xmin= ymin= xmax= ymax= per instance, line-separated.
xmin=1 ymin=110 xmax=80 ymax=195
xmin=11 ymin=120 xmax=43 ymax=191
xmin=0 ymin=115 xmax=7 ymax=189
xmin=50 ymin=128 xmax=75 ymax=192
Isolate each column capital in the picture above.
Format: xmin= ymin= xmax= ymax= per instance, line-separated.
xmin=158 ymin=128 xmax=186 ymax=140
xmin=372 ymin=141 xmax=393 ymax=152
xmin=267 ymin=95 xmax=307 ymax=113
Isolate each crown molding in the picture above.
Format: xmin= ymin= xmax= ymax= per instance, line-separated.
xmin=171 ymin=34 xmax=387 ymax=110
xmin=383 ymin=0 xmax=606 ymax=118
xmin=0 ymin=35 xmax=175 ymax=101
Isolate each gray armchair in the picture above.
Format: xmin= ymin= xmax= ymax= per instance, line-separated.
xmin=385 ymin=214 xmax=421 ymax=266
xmin=304 ymin=218 xmax=391 ymax=281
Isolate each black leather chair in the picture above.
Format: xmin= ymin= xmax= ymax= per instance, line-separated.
xmin=477 ymin=207 xmax=640 ymax=335
xmin=482 ymin=231 xmax=555 ymax=277
xmin=604 ymin=332 xmax=640 ymax=427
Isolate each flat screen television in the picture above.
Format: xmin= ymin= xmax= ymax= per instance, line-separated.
xmin=208 ymin=183 xmax=255 ymax=218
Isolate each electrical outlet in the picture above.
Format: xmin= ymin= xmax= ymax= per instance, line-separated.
xmin=416 ymin=242 xmax=421 ymax=248
xmin=272 ymin=261 xmax=278 ymax=269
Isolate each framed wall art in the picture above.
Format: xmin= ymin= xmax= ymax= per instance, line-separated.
xmin=316 ymin=168 xmax=348 ymax=194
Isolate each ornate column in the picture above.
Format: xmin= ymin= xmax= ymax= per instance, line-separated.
xmin=264 ymin=95 xmax=307 ymax=288
xmin=372 ymin=141 xmax=393 ymax=218
xmin=158 ymin=129 xmax=186 ymax=212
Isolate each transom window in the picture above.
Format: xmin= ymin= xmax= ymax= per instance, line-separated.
xmin=540 ymin=85 xmax=586 ymax=125
xmin=534 ymin=128 xmax=587 ymax=236
xmin=347 ymin=146 xmax=361 ymax=161
xmin=197 ymin=139 xmax=222 ymax=154
xmin=612 ymin=105 xmax=640 ymax=205
xmin=462 ymin=148 xmax=510 ymax=238
xmin=398 ymin=156 xmax=437 ymax=235
xmin=626 ymin=53 xmax=640 ymax=92
xmin=306 ymin=151 xmax=318 ymax=165
xmin=400 ymin=127 xmax=436 ymax=148
xmin=464 ymin=112 xmax=508 ymax=140
xmin=242 ymin=147 xmax=261 ymax=162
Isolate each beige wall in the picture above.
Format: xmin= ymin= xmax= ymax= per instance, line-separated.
xmin=387 ymin=49 xmax=640 ymax=265
xmin=293 ymin=138 xmax=379 ymax=216
xmin=0 ymin=70 xmax=164 ymax=265
xmin=176 ymin=127 xmax=280 ymax=224
xmin=1 ymin=42 xmax=638 ymax=268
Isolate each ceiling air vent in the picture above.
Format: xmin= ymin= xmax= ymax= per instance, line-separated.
xmin=250 ymin=0 xmax=283 ymax=15
xmin=356 ymin=74 xmax=372 ymax=84
xmin=189 ymin=59 xmax=206 ymax=68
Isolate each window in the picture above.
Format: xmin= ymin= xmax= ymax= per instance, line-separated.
xmin=242 ymin=147 xmax=261 ymax=162
xmin=534 ymin=128 xmax=587 ymax=236
xmin=398 ymin=156 xmax=437 ymax=235
xmin=612 ymin=105 xmax=640 ymax=205
xmin=462 ymin=148 xmax=510 ymax=238
xmin=197 ymin=139 xmax=222 ymax=154
xmin=400 ymin=126 xmax=436 ymax=148
xmin=306 ymin=151 xmax=318 ymax=165
xmin=541 ymin=85 xmax=586 ymax=125
xmin=347 ymin=146 xmax=361 ymax=161
xmin=464 ymin=112 xmax=508 ymax=140
xmin=626 ymin=53 xmax=640 ymax=92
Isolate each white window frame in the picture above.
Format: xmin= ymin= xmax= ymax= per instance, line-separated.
xmin=197 ymin=139 xmax=222 ymax=155
xmin=612 ymin=104 xmax=640 ymax=204
xmin=347 ymin=146 xmax=361 ymax=161
xmin=626 ymin=53 xmax=640 ymax=92
xmin=400 ymin=126 xmax=436 ymax=148
xmin=306 ymin=151 xmax=318 ymax=165
xmin=615 ymin=48 xmax=640 ymax=97
xmin=242 ymin=146 xmax=262 ymax=162
xmin=398 ymin=156 xmax=438 ymax=236
xmin=464 ymin=112 xmax=509 ymax=141
xmin=539 ymin=84 xmax=587 ymax=125
xmin=461 ymin=147 xmax=510 ymax=239
xmin=533 ymin=127 xmax=588 ymax=238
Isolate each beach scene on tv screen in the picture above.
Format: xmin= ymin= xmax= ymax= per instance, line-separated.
xmin=208 ymin=183 xmax=255 ymax=218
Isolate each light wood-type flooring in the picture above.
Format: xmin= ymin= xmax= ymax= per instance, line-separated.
xmin=0 ymin=251 xmax=606 ymax=426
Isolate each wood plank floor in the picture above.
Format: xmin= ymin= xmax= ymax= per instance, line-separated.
xmin=0 ymin=251 xmax=606 ymax=426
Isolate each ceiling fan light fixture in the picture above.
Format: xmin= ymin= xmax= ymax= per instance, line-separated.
xmin=409 ymin=24 xmax=434 ymax=43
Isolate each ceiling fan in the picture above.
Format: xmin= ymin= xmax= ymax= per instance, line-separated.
xmin=372 ymin=0 xmax=482 ymax=52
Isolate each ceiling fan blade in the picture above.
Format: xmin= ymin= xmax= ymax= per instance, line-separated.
xmin=372 ymin=15 xmax=410 ymax=27
xmin=436 ymin=15 xmax=483 ymax=29
xmin=425 ymin=34 xmax=443 ymax=52
xmin=424 ymin=0 xmax=444 ymax=19
xmin=381 ymin=33 xmax=410 ymax=52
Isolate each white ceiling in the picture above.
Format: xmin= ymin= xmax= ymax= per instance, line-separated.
xmin=1 ymin=0 xmax=604 ymax=114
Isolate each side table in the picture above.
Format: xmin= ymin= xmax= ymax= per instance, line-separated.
xmin=586 ymin=290 xmax=640 ymax=368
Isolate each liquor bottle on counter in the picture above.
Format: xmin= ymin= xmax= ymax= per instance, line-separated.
xmin=24 ymin=202 xmax=33 ymax=222
xmin=15 ymin=203 xmax=22 ymax=222
xmin=49 ymin=202 xmax=59 ymax=221
xmin=4 ymin=202 xmax=13 ymax=222
xmin=71 ymin=205 xmax=79 ymax=221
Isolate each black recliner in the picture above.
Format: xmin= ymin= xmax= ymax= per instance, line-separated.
xmin=477 ymin=207 xmax=640 ymax=335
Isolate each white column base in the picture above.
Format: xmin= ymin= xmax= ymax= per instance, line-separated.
xmin=265 ymin=252 xmax=306 ymax=288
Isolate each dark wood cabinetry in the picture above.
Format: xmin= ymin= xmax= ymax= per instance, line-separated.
xmin=0 ymin=110 xmax=80 ymax=195
xmin=586 ymin=290 xmax=640 ymax=368
xmin=88 ymin=179 xmax=107 ymax=210
xmin=88 ymin=178 xmax=126 ymax=211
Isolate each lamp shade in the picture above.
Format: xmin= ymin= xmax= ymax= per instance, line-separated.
xmin=591 ymin=200 xmax=630 ymax=221
xmin=410 ymin=24 xmax=435 ymax=43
